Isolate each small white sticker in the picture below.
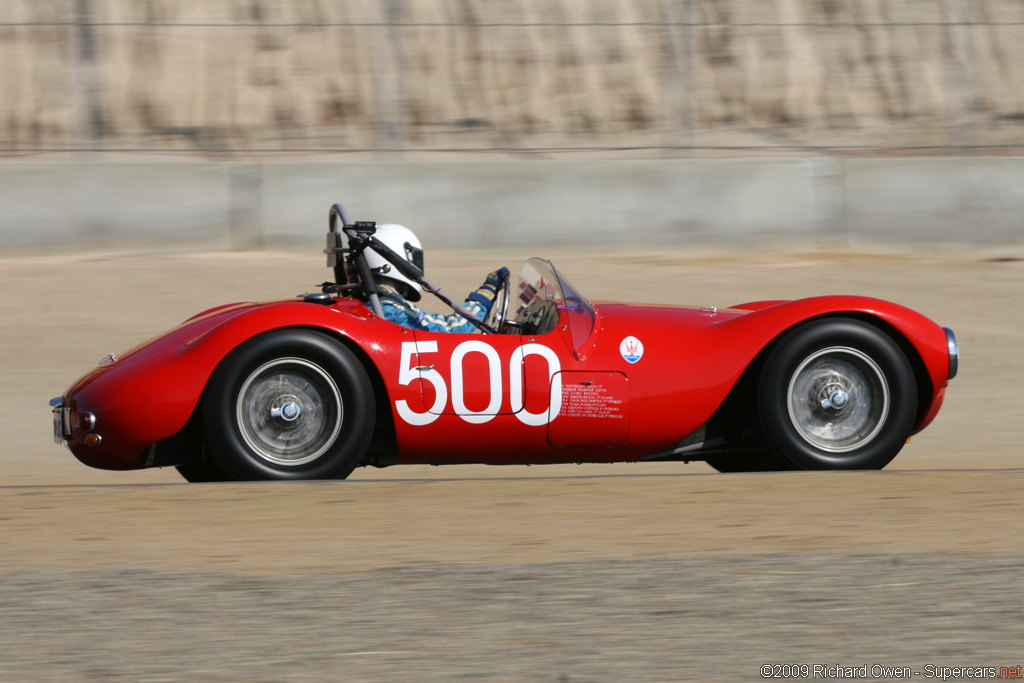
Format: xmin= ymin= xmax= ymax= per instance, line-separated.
xmin=620 ymin=336 xmax=644 ymax=364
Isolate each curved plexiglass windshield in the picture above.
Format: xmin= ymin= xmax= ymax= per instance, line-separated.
xmin=515 ymin=258 xmax=596 ymax=357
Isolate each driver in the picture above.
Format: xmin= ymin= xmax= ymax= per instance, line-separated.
xmin=365 ymin=224 xmax=508 ymax=333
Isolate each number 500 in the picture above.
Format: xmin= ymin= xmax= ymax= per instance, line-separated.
xmin=394 ymin=341 xmax=562 ymax=426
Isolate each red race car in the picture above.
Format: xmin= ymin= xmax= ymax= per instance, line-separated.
xmin=51 ymin=203 xmax=958 ymax=481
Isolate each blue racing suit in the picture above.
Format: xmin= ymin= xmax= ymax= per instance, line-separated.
xmin=376 ymin=267 xmax=508 ymax=333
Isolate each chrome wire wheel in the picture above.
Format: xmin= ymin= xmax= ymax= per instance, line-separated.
xmin=786 ymin=346 xmax=889 ymax=454
xmin=236 ymin=357 xmax=343 ymax=467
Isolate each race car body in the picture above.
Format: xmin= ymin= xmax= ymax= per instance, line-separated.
xmin=51 ymin=204 xmax=958 ymax=480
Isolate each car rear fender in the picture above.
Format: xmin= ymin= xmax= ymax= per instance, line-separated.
xmin=73 ymin=299 xmax=394 ymax=462
xmin=166 ymin=297 xmax=391 ymax=418
xmin=148 ymin=301 xmax=401 ymax=468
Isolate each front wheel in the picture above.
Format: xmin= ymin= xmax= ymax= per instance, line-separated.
xmin=705 ymin=452 xmax=794 ymax=473
xmin=203 ymin=329 xmax=375 ymax=480
xmin=759 ymin=318 xmax=917 ymax=470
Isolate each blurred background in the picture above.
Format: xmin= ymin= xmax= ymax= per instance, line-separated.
xmin=1 ymin=0 xmax=1022 ymax=253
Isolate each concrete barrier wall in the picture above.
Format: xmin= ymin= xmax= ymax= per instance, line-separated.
xmin=1 ymin=158 xmax=1020 ymax=254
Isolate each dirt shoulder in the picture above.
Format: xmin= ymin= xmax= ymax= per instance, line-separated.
xmin=4 ymin=470 xmax=1022 ymax=575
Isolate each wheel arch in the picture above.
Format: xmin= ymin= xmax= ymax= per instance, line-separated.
xmin=814 ymin=312 xmax=933 ymax=427
xmin=703 ymin=311 xmax=933 ymax=451
xmin=148 ymin=324 xmax=397 ymax=469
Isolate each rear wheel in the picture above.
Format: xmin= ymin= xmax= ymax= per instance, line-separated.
xmin=758 ymin=318 xmax=917 ymax=470
xmin=175 ymin=460 xmax=230 ymax=483
xmin=203 ymin=329 xmax=375 ymax=480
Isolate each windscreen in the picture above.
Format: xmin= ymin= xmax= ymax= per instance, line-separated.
xmin=515 ymin=258 xmax=563 ymax=314
xmin=516 ymin=258 xmax=596 ymax=358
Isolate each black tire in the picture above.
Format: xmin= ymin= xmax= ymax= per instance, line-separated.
xmin=175 ymin=461 xmax=230 ymax=483
xmin=705 ymin=452 xmax=794 ymax=473
xmin=203 ymin=329 xmax=375 ymax=481
xmin=758 ymin=318 xmax=917 ymax=470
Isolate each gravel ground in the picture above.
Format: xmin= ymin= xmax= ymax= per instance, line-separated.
xmin=3 ymin=554 xmax=1022 ymax=682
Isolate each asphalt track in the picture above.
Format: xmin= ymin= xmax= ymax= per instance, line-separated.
xmin=2 ymin=251 xmax=1022 ymax=680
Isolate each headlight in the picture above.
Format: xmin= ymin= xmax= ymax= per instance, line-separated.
xmin=944 ymin=327 xmax=958 ymax=380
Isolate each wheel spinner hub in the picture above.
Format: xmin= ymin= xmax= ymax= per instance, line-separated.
xmin=819 ymin=383 xmax=851 ymax=413
xmin=270 ymin=398 xmax=303 ymax=424
xmin=236 ymin=358 xmax=343 ymax=467
xmin=788 ymin=347 xmax=889 ymax=454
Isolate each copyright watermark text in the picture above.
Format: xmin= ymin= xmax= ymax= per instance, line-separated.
xmin=760 ymin=664 xmax=1023 ymax=679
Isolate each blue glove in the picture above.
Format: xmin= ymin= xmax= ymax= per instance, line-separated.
xmin=482 ymin=267 xmax=509 ymax=293
xmin=468 ymin=267 xmax=509 ymax=307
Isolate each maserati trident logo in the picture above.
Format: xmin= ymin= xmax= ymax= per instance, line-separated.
xmin=619 ymin=336 xmax=644 ymax=364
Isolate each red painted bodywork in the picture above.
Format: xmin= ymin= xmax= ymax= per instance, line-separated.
xmin=59 ymin=269 xmax=953 ymax=472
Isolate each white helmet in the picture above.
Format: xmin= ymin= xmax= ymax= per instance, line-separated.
xmin=364 ymin=223 xmax=424 ymax=301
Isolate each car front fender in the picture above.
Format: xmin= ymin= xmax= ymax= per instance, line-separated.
xmin=714 ymin=295 xmax=952 ymax=430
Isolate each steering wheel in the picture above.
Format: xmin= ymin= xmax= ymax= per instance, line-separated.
xmin=484 ymin=271 xmax=511 ymax=334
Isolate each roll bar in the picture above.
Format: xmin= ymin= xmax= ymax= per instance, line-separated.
xmin=324 ymin=203 xmax=498 ymax=333
xmin=326 ymin=203 xmax=383 ymax=317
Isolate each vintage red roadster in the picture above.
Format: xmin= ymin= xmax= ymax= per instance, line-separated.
xmin=51 ymin=203 xmax=958 ymax=481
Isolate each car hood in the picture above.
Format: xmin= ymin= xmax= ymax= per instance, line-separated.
xmin=591 ymin=294 xmax=951 ymax=399
xmin=590 ymin=300 xmax=771 ymax=328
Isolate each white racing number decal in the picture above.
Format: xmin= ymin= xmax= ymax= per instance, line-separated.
xmin=450 ymin=341 xmax=502 ymax=424
xmin=509 ymin=344 xmax=562 ymax=426
xmin=395 ymin=341 xmax=447 ymax=426
xmin=395 ymin=341 xmax=562 ymax=426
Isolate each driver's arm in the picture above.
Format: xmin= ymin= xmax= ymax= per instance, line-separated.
xmin=466 ymin=267 xmax=508 ymax=311
xmin=380 ymin=267 xmax=508 ymax=334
